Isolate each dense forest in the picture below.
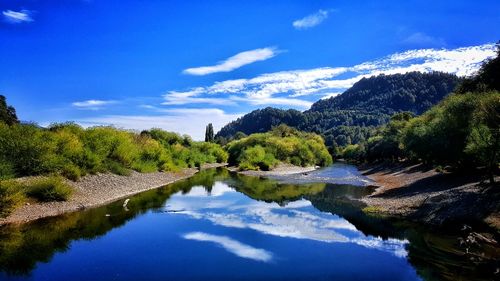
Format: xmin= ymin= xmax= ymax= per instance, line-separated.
xmin=343 ymin=46 xmax=500 ymax=182
xmin=216 ymin=72 xmax=460 ymax=147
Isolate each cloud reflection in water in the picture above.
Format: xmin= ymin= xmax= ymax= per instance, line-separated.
xmin=169 ymin=182 xmax=409 ymax=258
xmin=183 ymin=232 xmax=273 ymax=262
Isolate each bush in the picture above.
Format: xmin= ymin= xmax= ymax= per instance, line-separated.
xmin=0 ymin=161 xmax=15 ymax=180
xmin=227 ymin=125 xmax=332 ymax=170
xmin=61 ymin=165 xmax=82 ymax=181
xmin=0 ymin=180 xmax=25 ymax=217
xmin=25 ymin=176 xmax=73 ymax=202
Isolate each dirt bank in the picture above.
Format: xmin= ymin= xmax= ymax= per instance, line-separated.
xmin=359 ymin=163 xmax=500 ymax=231
xmin=0 ymin=163 xmax=227 ymax=225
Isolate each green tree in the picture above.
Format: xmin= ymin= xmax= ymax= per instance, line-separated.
xmin=0 ymin=95 xmax=19 ymax=125
xmin=205 ymin=123 xmax=214 ymax=142
xmin=465 ymin=92 xmax=500 ymax=183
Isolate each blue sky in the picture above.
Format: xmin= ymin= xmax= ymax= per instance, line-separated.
xmin=1 ymin=0 xmax=499 ymax=139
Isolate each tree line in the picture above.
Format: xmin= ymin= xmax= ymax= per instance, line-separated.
xmin=341 ymin=46 xmax=499 ymax=183
xmin=215 ymin=71 xmax=460 ymax=147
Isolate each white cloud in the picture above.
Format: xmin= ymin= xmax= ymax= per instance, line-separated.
xmin=293 ymin=9 xmax=330 ymax=30
xmin=75 ymin=108 xmax=242 ymax=140
xmin=183 ymin=47 xmax=280 ymax=76
xmin=72 ymin=100 xmax=117 ymax=110
xmin=164 ymin=43 xmax=496 ymax=108
xmin=183 ymin=232 xmax=273 ymax=262
xmin=402 ymin=32 xmax=446 ymax=46
xmin=162 ymin=88 xmax=236 ymax=105
xmin=320 ymin=92 xmax=342 ymax=99
xmin=2 ymin=10 xmax=33 ymax=23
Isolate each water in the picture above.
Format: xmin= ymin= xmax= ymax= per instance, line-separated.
xmin=267 ymin=163 xmax=375 ymax=186
xmin=0 ymin=167 xmax=497 ymax=281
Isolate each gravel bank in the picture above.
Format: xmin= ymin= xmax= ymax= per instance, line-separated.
xmin=0 ymin=163 xmax=227 ymax=225
xmin=232 ymin=163 xmax=318 ymax=177
xmin=359 ymin=163 xmax=500 ymax=230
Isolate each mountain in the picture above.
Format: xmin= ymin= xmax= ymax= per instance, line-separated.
xmin=216 ymin=72 xmax=461 ymax=146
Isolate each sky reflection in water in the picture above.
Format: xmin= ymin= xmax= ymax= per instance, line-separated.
xmin=170 ymin=182 xmax=409 ymax=261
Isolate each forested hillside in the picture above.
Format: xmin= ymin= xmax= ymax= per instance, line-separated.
xmin=216 ymin=72 xmax=460 ymax=147
xmin=346 ymin=47 xmax=499 ymax=182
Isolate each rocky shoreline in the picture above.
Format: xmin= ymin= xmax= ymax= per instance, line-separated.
xmin=0 ymin=163 xmax=227 ymax=226
xmin=359 ymin=163 xmax=500 ymax=231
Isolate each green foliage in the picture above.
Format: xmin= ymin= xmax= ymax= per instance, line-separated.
xmin=403 ymin=93 xmax=479 ymax=165
xmin=463 ymin=92 xmax=500 ymax=180
xmin=0 ymin=95 xmax=19 ymax=126
xmin=342 ymin=144 xmax=366 ymax=161
xmin=456 ymin=43 xmax=500 ymax=94
xmin=216 ymin=72 xmax=460 ymax=147
xmin=205 ymin=123 xmax=214 ymax=142
xmin=0 ymin=123 xmax=227 ymax=180
xmin=227 ymin=125 xmax=332 ymax=170
xmin=25 ymin=176 xmax=73 ymax=202
xmin=364 ymin=112 xmax=414 ymax=161
xmin=341 ymin=91 xmax=499 ymax=174
xmin=0 ymin=180 xmax=25 ymax=217
xmin=238 ymin=145 xmax=278 ymax=171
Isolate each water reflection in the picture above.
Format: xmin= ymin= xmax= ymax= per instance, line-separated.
xmin=166 ymin=182 xmax=409 ymax=257
xmin=268 ymin=163 xmax=374 ymax=186
xmin=0 ymin=168 xmax=497 ymax=281
xmin=183 ymin=232 xmax=273 ymax=262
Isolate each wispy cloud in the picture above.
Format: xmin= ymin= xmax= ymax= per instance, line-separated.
xmin=293 ymin=9 xmax=330 ymax=30
xmin=164 ymin=43 xmax=496 ymax=108
xmin=402 ymin=32 xmax=446 ymax=47
xmin=162 ymin=88 xmax=236 ymax=105
xmin=72 ymin=100 xmax=117 ymax=110
xmin=183 ymin=47 xmax=280 ymax=76
xmin=75 ymin=108 xmax=242 ymax=140
xmin=2 ymin=10 xmax=33 ymax=23
xmin=183 ymin=232 xmax=273 ymax=262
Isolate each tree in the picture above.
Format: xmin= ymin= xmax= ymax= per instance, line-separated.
xmin=465 ymin=92 xmax=500 ymax=184
xmin=205 ymin=123 xmax=214 ymax=142
xmin=0 ymin=95 xmax=19 ymax=125
xmin=456 ymin=42 xmax=500 ymax=94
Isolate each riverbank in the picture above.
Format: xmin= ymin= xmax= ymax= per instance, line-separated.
xmin=359 ymin=162 xmax=500 ymax=231
xmin=0 ymin=163 xmax=227 ymax=225
xmin=230 ymin=163 xmax=318 ymax=177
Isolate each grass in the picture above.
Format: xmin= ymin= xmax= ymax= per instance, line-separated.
xmin=24 ymin=176 xmax=73 ymax=202
xmin=0 ymin=180 xmax=25 ymax=217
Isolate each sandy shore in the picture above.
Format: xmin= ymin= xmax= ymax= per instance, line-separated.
xmin=231 ymin=163 xmax=318 ymax=177
xmin=359 ymin=163 xmax=500 ymax=230
xmin=0 ymin=163 xmax=226 ymax=225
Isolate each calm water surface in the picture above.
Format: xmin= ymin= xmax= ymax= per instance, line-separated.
xmin=0 ymin=166 xmax=497 ymax=281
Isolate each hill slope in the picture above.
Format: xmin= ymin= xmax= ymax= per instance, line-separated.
xmin=216 ymin=72 xmax=460 ymax=146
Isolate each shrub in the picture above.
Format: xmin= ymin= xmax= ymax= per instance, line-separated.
xmin=0 ymin=161 xmax=15 ymax=180
xmin=0 ymin=123 xmax=228 ymax=180
xmin=104 ymin=160 xmax=131 ymax=176
xmin=227 ymin=126 xmax=331 ymax=170
xmin=0 ymin=180 xmax=25 ymax=217
xmin=61 ymin=165 xmax=82 ymax=181
xmin=25 ymin=176 xmax=73 ymax=202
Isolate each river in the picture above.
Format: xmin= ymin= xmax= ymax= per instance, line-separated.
xmin=0 ymin=166 xmax=497 ymax=281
